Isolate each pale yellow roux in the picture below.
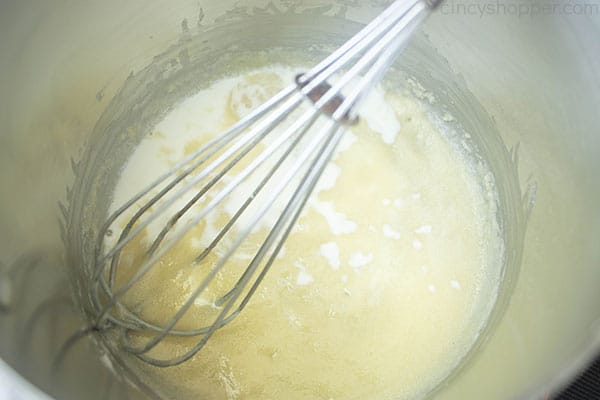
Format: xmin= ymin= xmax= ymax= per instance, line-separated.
xmin=106 ymin=65 xmax=502 ymax=400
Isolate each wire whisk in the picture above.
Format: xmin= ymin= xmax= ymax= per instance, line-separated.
xmin=91 ymin=0 xmax=442 ymax=367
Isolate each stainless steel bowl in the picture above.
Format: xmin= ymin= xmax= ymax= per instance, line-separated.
xmin=1 ymin=1 xmax=599 ymax=399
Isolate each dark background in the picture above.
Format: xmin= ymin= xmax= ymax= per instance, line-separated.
xmin=554 ymin=356 xmax=600 ymax=399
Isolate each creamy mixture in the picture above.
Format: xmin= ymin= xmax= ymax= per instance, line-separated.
xmin=105 ymin=65 xmax=502 ymax=400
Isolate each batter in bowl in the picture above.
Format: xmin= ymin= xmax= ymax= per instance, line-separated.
xmin=104 ymin=65 xmax=503 ymax=400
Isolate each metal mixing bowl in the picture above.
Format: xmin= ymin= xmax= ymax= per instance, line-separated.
xmin=0 ymin=1 xmax=599 ymax=399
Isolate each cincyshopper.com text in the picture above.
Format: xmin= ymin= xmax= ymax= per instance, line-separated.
xmin=439 ymin=1 xmax=600 ymax=18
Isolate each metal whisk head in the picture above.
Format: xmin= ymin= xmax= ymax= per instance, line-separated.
xmin=91 ymin=0 xmax=442 ymax=367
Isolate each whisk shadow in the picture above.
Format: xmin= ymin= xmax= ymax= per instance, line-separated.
xmin=0 ymin=250 xmax=160 ymax=400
